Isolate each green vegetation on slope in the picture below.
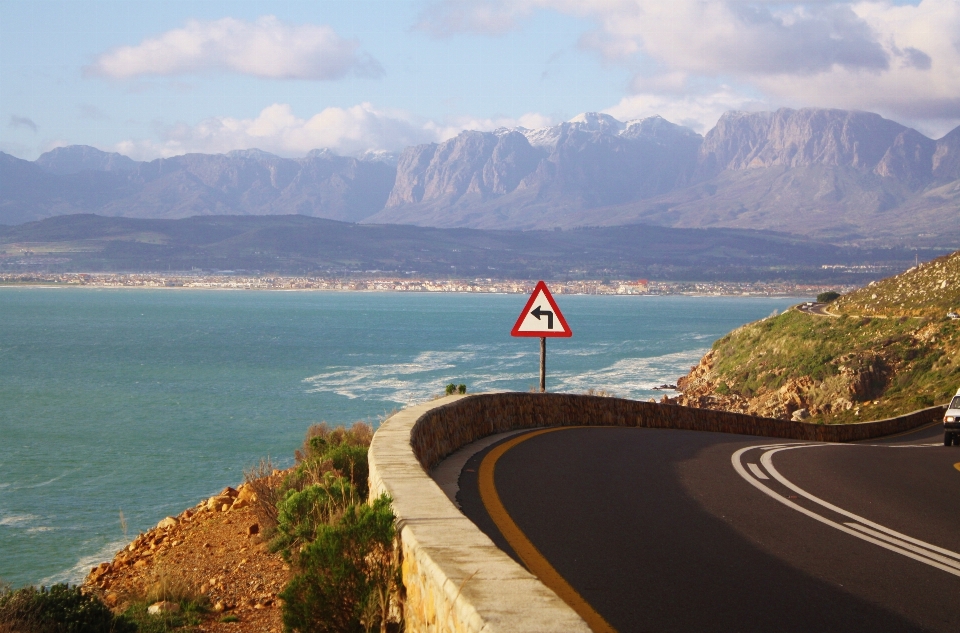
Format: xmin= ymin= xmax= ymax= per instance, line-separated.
xmin=250 ymin=422 xmax=402 ymax=633
xmin=676 ymin=250 xmax=960 ymax=423
xmin=833 ymin=250 xmax=960 ymax=317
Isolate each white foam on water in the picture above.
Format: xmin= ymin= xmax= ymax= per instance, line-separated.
xmin=39 ymin=538 xmax=129 ymax=586
xmin=13 ymin=472 xmax=70 ymax=490
xmin=302 ymin=350 xmax=477 ymax=401
xmin=26 ymin=527 xmax=56 ymax=533
xmin=553 ymin=348 xmax=709 ymax=398
xmin=300 ymin=344 xmax=707 ymax=405
xmin=0 ymin=513 xmax=40 ymax=528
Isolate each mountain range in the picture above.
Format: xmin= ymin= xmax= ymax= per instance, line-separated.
xmin=2 ymin=108 xmax=959 ymax=244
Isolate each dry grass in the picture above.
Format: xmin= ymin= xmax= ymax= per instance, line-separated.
xmin=243 ymin=457 xmax=283 ymax=534
xmin=585 ymin=388 xmax=616 ymax=398
xmin=144 ymin=568 xmax=200 ymax=605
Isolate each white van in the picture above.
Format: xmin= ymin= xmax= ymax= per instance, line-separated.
xmin=944 ymin=389 xmax=960 ymax=446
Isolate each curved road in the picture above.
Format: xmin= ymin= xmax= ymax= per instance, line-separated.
xmin=457 ymin=423 xmax=960 ymax=632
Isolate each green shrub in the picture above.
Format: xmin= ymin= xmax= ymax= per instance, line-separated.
xmin=280 ymin=495 xmax=398 ymax=633
xmin=457 ymin=384 xmax=466 ymax=394
xmin=445 ymin=383 xmax=457 ymax=395
xmin=273 ymin=476 xmax=357 ymax=560
xmin=323 ymin=444 xmax=369 ymax=498
xmin=817 ymin=291 xmax=841 ymax=303
xmin=0 ymin=583 xmax=135 ymax=633
xmin=296 ymin=422 xmax=373 ymax=464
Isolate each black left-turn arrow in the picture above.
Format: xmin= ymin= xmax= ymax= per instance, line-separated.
xmin=531 ymin=306 xmax=554 ymax=329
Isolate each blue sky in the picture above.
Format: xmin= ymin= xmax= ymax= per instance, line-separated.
xmin=2 ymin=0 xmax=958 ymax=160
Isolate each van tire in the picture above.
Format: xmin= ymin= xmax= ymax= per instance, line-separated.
xmin=945 ymin=432 xmax=953 ymax=446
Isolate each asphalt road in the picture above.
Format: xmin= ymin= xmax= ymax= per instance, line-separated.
xmin=457 ymin=423 xmax=960 ymax=632
xmin=795 ymin=301 xmax=836 ymax=316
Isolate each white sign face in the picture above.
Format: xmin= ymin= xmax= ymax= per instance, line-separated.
xmin=511 ymin=281 xmax=572 ymax=337
xmin=515 ymin=290 xmax=567 ymax=333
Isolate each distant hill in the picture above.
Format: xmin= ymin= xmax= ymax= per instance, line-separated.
xmin=671 ymin=250 xmax=960 ymax=422
xmin=0 ymin=213 xmax=929 ymax=282
xmin=2 ymin=108 xmax=959 ymax=244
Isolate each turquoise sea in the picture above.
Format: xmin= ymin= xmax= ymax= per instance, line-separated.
xmin=0 ymin=288 xmax=803 ymax=588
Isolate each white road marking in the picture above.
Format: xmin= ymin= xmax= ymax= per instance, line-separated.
xmin=747 ymin=463 xmax=769 ymax=479
xmin=731 ymin=445 xmax=960 ymax=578
xmin=760 ymin=446 xmax=960 ymax=560
xmin=842 ymin=523 xmax=960 ymax=571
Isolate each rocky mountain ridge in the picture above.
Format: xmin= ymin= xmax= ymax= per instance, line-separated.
xmin=0 ymin=148 xmax=396 ymax=226
xmin=3 ymin=107 xmax=959 ymax=243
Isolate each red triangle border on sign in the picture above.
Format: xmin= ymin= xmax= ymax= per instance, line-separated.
xmin=511 ymin=280 xmax=573 ymax=337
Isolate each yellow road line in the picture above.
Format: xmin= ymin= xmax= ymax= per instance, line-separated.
xmin=478 ymin=427 xmax=617 ymax=633
xmin=953 ymin=463 xmax=960 ymax=473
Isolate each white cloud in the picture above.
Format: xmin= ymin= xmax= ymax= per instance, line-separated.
xmin=110 ymin=104 xmax=557 ymax=161
xmin=89 ymin=16 xmax=382 ymax=80
xmin=420 ymin=0 xmax=960 ymax=135
xmin=603 ymin=87 xmax=768 ymax=134
xmin=429 ymin=112 xmax=557 ymax=141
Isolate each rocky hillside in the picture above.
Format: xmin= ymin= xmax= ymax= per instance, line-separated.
xmin=832 ymin=251 xmax=960 ymax=317
xmin=671 ymin=251 xmax=960 ymax=423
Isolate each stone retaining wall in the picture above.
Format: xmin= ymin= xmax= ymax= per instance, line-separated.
xmin=411 ymin=393 xmax=946 ymax=469
xmin=369 ymin=393 xmax=946 ymax=632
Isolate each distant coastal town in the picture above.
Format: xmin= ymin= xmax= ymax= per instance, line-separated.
xmin=0 ymin=272 xmax=854 ymax=297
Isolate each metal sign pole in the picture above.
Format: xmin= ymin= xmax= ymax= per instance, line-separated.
xmin=540 ymin=336 xmax=546 ymax=393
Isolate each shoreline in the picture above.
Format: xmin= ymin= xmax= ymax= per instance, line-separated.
xmin=0 ymin=284 xmax=818 ymax=297
xmin=0 ymin=276 xmax=843 ymax=298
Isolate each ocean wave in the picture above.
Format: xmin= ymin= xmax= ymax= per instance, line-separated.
xmin=0 ymin=513 xmax=41 ymax=528
xmin=39 ymin=538 xmax=129 ymax=586
xmin=552 ymin=348 xmax=709 ymax=398
xmin=6 ymin=472 xmax=71 ymax=490
xmin=299 ymin=344 xmax=707 ymax=405
xmin=302 ymin=350 xmax=477 ymax=399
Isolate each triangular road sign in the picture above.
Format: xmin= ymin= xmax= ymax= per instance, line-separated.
xmin=511 ymin=281 xmax=572 ymax=337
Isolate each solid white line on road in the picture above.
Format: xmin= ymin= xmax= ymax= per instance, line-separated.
xmin=747 ymin=463 xmax=769 ymax=479
xmin=843 ymin=523 xmax=960 ymax=571
xmin=760 ymin=446 xmax=960 ymax=562
xmin=731 ymin=446 xmax=960 ymax=578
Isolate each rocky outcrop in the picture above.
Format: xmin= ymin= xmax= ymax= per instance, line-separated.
xmin=933 ymin=126 xmax=960 ymax=182
xmin=372 ymin=114 xmax=702 ymax=227
xmin=671 ymin=349 xmax=891 ymax=420
xmin=697 ymin=108 xmax=912 ymax=176
xmin=83 ymin=481 xmax=287 ymax=632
